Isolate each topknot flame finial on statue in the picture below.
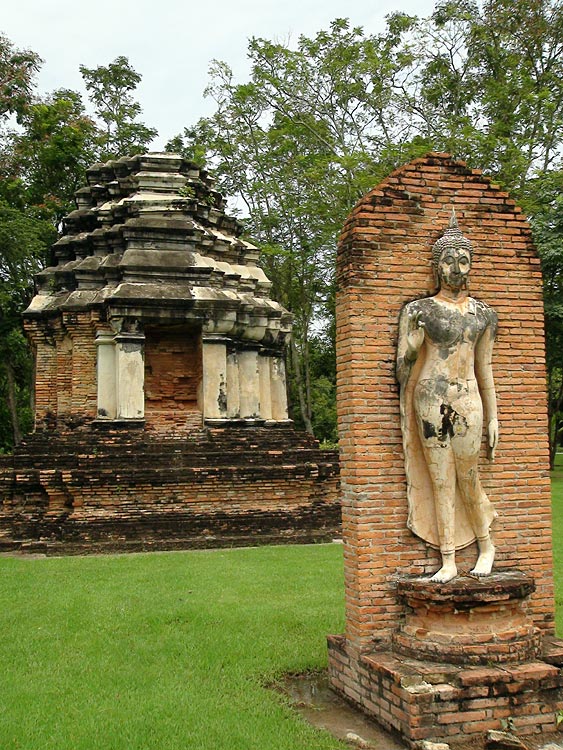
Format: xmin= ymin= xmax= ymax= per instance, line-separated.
xmin=431 ymin=207 xmax=473 ymax=272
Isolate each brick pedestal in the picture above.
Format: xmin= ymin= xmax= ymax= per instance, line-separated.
xmin=0 ymin=424 xmax=340 ymax=553
xmin=328 ymin=635 xmax=563 ymax=744
xmin=393 ymin=572 xmax=541 ymax=665
xmin=328 ymin=571 xmax=563 ymax=744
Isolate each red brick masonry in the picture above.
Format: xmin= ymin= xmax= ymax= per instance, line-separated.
xmin=328 ymin=633 xmax=563 ymax=742
xmin=394 ymin=572 xmax=542 ymax=665
xmin=0 ymin=425 xmax=340 ymax=554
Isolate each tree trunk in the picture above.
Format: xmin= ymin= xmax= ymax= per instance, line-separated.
xmin=291 ymin=338 xmax=314 ymax=435
xmin=548 ymin=373 xmax=563 ymax=471
xmin=302 ymin=328 xmax=313 ymax=428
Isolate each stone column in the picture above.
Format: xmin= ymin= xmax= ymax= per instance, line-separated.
xmin=270 ymin=355 xmax=289 ymax=421
xmin=258 ymin=353 xmax=273 ymax=420
xmin=115 ymin=331 xmax=145 ymax=420
xmin=238 ymin=348 xmax=260 ymax=419
xmin=202 ymin=337 xmax=228 ymax=420
xmin=96 ymin=331 xmax=117 ymax=419
xmin=226 ymin=349 xmax=241 ymax=418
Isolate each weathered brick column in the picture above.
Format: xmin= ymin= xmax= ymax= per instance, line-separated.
xmin=328 ymin=153 xmax=560 ymax=742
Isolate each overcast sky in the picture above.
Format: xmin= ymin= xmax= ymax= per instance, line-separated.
xmin=2 ymin=0 xmax=436 ymax=149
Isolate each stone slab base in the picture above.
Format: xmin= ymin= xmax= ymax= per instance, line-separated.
xmin=327 ymin=635 xmax=563 ymax=745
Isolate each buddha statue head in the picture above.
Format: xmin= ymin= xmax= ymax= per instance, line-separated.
xmin=432 ymin=209 xmax=473 ymax=292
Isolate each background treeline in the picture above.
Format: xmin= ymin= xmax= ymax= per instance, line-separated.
xmin=1 ymin=0 xmax=562 ymax=465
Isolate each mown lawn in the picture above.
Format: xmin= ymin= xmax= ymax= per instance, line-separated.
xmin=0 ymin=544 xmax=347 ymax=750
xmin=0 ymin=458 xmax=562 ymax=750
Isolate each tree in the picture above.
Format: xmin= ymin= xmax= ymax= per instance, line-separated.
xmin=401 ymin=0 xmax=563 ymax=194
xmin=80 ymin=56 xmax=157 ymax=160
xmin=470 ymin=0 xmax=563 ymax=191
xmin=0 ymin=33 xmax=41 ymax=121
xmin=526 ymin=172 xmax=563 ymax=467
xmin=0 ymin=35 xmax=51 ymax=449
xmin=0 ymin=201 xmax=56 ymax=446
xmin=168 ymin=19 xmax=425 ymax=433
xmin=2 ymin=88 xmax=97 ymax=225
xmin=0 ymin=44 xmax=158 ymax=448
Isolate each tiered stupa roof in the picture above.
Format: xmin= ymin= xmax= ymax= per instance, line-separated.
xmin=26 ymin=152 xmax=290 ymax=346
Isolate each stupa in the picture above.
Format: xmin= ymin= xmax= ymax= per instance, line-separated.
xmin=0 ymin=153 xmax=339 ymax=553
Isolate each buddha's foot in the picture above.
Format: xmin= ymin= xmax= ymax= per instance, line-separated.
xmin=430 ymin=562 xmax=457 ymax=583
xmin=470 ymin=543 xmax=495 ymax=577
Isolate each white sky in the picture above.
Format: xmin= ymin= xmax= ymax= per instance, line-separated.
xmin=2 ymin=0 xmax=436 ymax=149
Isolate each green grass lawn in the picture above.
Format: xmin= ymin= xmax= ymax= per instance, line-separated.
xmin=0 ymin=544 xmax=347 ymax=750
xmin=1 ymin=458 xmax=562 ymax=750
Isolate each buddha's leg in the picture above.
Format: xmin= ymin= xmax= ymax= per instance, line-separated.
xmin=455 ymin=455 xmax=495 ymax=576
xmin=421 ymin=443 xmax=458 ymax=582
xmin=448 ymin=384 xmax=495 ymax=575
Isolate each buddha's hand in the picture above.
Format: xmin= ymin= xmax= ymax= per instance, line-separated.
xmin=406 ymin=311 xmax=425 ymax=361
xmin=487 ymin=418 xmax=499 ymax=461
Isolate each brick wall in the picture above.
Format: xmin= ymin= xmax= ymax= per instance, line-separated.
xmin=0 ymin=426 xmax=340 ymax=553
xmin=4 ymin=307 xmax=341 ymax=551
xmin=30 ymin=315 xmax=205 ymax=432
xmin=144 ymin=327 xmax=203 ymax=432
xmin=55 ymin=328 xmax=73 ymax=421
xmin=64 ymin=312 xmax=98 ymax=421
xmin=26 ymin=322 xmax=58 ymax=426
xmin=336 ymin=153 xmax=554 ymax=650
xmin=328 ymin=635 xmax=563 ymax=742
xmin=26 ymin=312 xmax=100 ymax=429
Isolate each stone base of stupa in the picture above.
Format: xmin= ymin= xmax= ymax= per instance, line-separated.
xmin=328 ymin=572 xmax=563 ymax=745
xmin=0 ymin=423 xmax=340 ymax=554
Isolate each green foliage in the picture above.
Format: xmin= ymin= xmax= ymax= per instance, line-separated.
xmin=167 ymin=18 xmax=422 ymax=435
xmin=2 ymin=88 xmax=97 ymax=223
xmin=468 ymin=0 xmax=563 ymax=191
xmin=0 ymin=328 xmax=34 ymax=444
xmin=165 ymin=125 xmax=210 ymax=167
xmin=552 ymin=453 xmax=563 ymax=633
xmin=80 ymin=56 xmax=157 ymax=160
xmin=0 ymin=55 xmax=98 ymax=447
xmin=0 ymin=200 xmax=55 ymax=449
xmin=527 ymin=172 xmax=563 ymax=465
xmin=0 ymin=544 xmax=345 ymax=750
xmin=0 ymin=33 xmax=41 ymax=121
xmin=0 ymin=8 xmax=562 ymax=447
xmin=0 ymin=200 xmax=55 ymax=310
xmin=309 ymin=376 xmax=338 ymax=444
xmin=0 ymin=36 xmax=57 ymax=447
xmin=306 ymin=334 xmax=337 ymax=443
xmin=0 ymin=42 xmax=158 ymax=446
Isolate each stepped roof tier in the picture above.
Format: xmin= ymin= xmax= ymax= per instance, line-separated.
xmin=26 ymin=152 xmax=291 ymax=347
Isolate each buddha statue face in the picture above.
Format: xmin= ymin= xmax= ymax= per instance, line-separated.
xmin=432 ymin=211 xmax=473 ymax=292
xmin=437 ymin=246 xmax=471 ymax=291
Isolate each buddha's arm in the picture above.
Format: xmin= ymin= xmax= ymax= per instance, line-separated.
xmin=475 ymin=317 xmax=498 ymax=460
xmin=397 ymin=305 xmax=424 ymax=387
